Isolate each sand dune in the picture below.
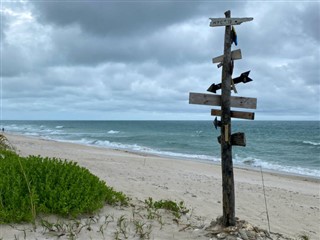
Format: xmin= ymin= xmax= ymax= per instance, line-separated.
xmin=1 ymin=133 xmax=319 ymax=239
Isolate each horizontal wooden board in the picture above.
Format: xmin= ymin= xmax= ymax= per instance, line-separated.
xmin=212 ymin=49 xmax=242 ymax=63
xmin=209 ymin=17 xmax=253 ymax=27
xmin=189 ymin=92 xmax=257 ymax=109
xmin=211 ymin=109 xmax=255 ymax=120
xmin=218 ymin=132 xmax=246 ymax=147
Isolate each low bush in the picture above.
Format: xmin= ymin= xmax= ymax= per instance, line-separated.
xmin=0 ymin=149 xmax=128 ymax=223
xmin=145 ymin=197 xmax=189 ymax=218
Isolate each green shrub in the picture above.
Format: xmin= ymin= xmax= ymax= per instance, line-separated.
xmin=144 ymin=197 xmax=189 ymax=218
xmin=0 ymin=149 xmax=128 ymax=223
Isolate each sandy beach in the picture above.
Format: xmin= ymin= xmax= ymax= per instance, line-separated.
xmin=1 ymin=133 xmax=319 ymax=239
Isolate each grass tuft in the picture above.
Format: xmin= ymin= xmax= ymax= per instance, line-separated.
xmin=297 ymin=233 xmax=310 ymax=240
xmin=0 ymin=134 xmax=15 ymax=151
xmin=145 ymin=197 xmax=189 ymax=219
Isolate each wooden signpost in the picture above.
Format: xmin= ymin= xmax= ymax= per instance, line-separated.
xmin=189 ymin=10 xmax=255 ymax=227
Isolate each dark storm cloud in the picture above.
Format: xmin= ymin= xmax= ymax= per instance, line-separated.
xmin=31 ymin=1 xmax=241 ymax=37
xmin=32 ymin=1 xmax=195 ymax=36
xmin=30 ymin=1 xmax=243 ymax=66
xmin=48 ymin=20 xmax=215 ymax=66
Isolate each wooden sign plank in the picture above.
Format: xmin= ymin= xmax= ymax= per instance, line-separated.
xmin=218 ymin=132 xmax=246 ymax=146
xmin=189 ymin=92 xmax=257 ymax=109
xmin=189 ymin=92 xmax=220 ymax=106
xmin=209 ymin=17 xmax=253 ymax=27
xmin=211 ymin=109 xmax=255 ymax=120
xmin=212 ymin=49 xmax=242 ymax=64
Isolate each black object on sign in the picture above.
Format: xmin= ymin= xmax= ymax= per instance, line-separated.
xmin=207 ymin=71 xmax=252 ymax=93
xmin=213 ymin=117 xmax=222 ymax=130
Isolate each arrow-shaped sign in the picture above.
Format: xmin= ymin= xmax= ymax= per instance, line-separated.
xmin=209 ymin=17 xmax=253 ymax=27
xmin=207 ymin=71 xmax=252 ymax=94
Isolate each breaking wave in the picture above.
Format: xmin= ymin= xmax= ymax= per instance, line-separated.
xmin=303 ymin=141 xmax=320 ymax=146
xmin=234 ymin=154 xmax=320 ymax=178
xmin=107 ymin=130 xmax=120 ymax=134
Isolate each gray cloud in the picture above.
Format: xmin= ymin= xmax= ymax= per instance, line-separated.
xmin=33 ymin=2 xmax=192 ymax=36
xmin=46 ymin=18 xmax=217 ymax=66
xmin=31 ymin=1 xmax=242 ymax=37
xmin=30 ymin=2 xmax=244 ymax=67
xmin=1 ymin=1 xmax=319 ymax=120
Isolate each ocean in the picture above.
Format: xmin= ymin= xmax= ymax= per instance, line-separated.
xmin=2 ymin=120 xmax=319 ymax=178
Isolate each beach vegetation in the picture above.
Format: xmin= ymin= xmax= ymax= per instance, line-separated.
xmin=297 ymin=233 xmax=310 ymax=240
xmin=144 ymin=197 xmax=189 ymax=219
xmin=0 ymin=134 xmax=15 ymax=151
xmin=0 ymin=149 xmax=128 ymax=223
xmin=133 ymin=219 xmax=152 ymax=239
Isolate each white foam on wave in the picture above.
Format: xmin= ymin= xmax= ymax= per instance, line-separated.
xmin=107 ymin=130 xmax=120 ymax=134
xmin=107 ymin=140 xmax=216 ymax=161
xmin=235 ymin=154 xmax=320 ymax=178
xmin=6 ymin=123 xmax=64 ymax=139
xmin=48 ymin=137 xmax=320 ymax=178
xmin=4 ymin=124 xmax=20 ymax=131
xmin=303 ymin=141 xmax=320 ymax=146
xmin=41 ymin=128 xmax=62 ymax=135
xmin=55 ymin=126 xmax=64 ymax=129
xmin=72 ymin=138 xmax=218 ymax=162
xmin=25 ymin=132 xmax=40 ymax=136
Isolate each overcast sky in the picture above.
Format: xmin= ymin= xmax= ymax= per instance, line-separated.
xmin=1 ymin=1 xmax=319 ymax=120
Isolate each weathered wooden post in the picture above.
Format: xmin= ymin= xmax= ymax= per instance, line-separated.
xmin=219 ymin=10 xmax=235 ymax=226
xmin=189 ymin=10 xmax=255 ymax=227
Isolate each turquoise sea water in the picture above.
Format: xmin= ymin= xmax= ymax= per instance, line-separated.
xmin=2 ymin=120 xmax=320 ymax=178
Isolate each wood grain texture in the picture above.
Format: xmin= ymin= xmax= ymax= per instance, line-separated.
xmin=212 ymin=49 xmax=242 ymax=63
xmin=211 ymin=109 xmax=255 ymax=120
xmin=189 ymin=93 xmax=257 ymax=109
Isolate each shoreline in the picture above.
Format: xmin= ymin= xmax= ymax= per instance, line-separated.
xmin=2 ymin=132 xmax=320 ymax=239
xmin=6 ymin=131 xmax=320 ymax=183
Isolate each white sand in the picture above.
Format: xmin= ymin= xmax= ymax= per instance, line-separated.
xmin=1 ymin=133 xmax=319 ymax=239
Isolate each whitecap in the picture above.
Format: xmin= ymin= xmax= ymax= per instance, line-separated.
xmin=73 ymin=139 xmax=218 ymax=163
xmin=303 ymin=141 xmax=320 ymax=146
xmin=107 ymin=130 xmax=120 ymax=134
xmin=235 ymin=154 xmax=320 ymax=178
xmin=25 ymin=132 xmax=40 ymax=136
